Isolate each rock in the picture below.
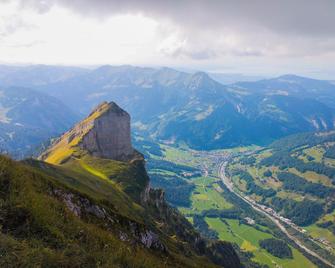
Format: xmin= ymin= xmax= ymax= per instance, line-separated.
xmin=40 ymin=101 xmax=138 ymax=162
xmin=53 ymin=187 xmax=166 ymax=252
xmin=140 ymin=230 xmax=165 ymax=250
xmin=81 ymin=102 xmax=135 ymax=161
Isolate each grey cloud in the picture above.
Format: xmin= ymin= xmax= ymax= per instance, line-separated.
xmin=16 ymin=0 xmax=335 ymax=37
xmin=11 ymin=0 xmax=335 ymax=61
xmin=0 ymin=16 xmax=36 ymax=40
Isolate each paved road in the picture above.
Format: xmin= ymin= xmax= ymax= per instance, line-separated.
xmin=218 ymin=160 xmax=335 ymax=268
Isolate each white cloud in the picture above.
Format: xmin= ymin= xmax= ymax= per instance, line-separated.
xmin=0 ymin=0 xmax=335 ymax=78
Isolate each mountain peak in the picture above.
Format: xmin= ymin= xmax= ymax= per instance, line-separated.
xmin=183 ymin=71 xmax=219 ymax=92
xmin=89 ymin=101 xmax=128 ymax=117
xmin=40 ymin=101 xmax=136 ymax=164
xmin=191 ymin=71 xmax=211 ymax=80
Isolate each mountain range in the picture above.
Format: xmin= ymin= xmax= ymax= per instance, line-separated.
xmin=0 ymin=85 xmax=79 ymax=158
xmin=2 ymin=64 xmax=335 ymax=155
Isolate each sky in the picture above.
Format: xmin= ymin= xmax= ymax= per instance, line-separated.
xmin=0 ymin=0 xmax=335 ymax=78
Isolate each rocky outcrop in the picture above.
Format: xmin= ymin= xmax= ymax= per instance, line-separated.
xmin=40 ymin=101 xmax=137 ymax=163
xmin=53 ymin=187 xmax=166 ymax=251
xmin=81 ymin=102 xmax=135 ymax=161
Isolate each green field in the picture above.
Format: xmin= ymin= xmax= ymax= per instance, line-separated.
xmin=206 ymin=218 xmax=316 ymax=268
xmin=180 ymin=176 xmax=233 ymax=214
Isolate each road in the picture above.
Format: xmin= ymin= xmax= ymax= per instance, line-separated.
xmin=218 ymin=159 xmax=335 ymax=268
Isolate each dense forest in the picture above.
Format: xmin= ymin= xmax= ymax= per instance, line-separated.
xmin=277 ymin=172 xmax=334 ymax=198
xmin=259 ymin=238 xmax=293 ymax=259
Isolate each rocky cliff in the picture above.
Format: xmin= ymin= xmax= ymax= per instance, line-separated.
xmin=40 ymin=101 xmax=137 ymax=164
xmin=81 ymin=101 xmax=134 ymax=161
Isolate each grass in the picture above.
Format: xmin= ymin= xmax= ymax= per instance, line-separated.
xmin=302 ymin=147 xmax=325 ymax=163
xmin=2 ymin=152 xmax=226 ymax=268
xmin=79 ymin=159 xmax=109 ymax=180
xmin=305 ymin=209 xmax=335 ymax=252
xmin=0 ymin=156 xmax=191 ymax=268
xmin=305 ymin=224 xmax=335 ymax=251
xmin=276 ymin=191 xmax=305 ymax=202
xmin=206 ymin=218 xmax=316 ymax=268
xmin=160 ymin=143 xmax=227 ymax=172
xmin=180 ymin=176 xmax=233 ymax=214
xmin=288 ymin=168 xmax=333 ymax=187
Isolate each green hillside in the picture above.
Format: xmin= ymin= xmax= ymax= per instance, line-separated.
xmin=227 ymin=131 xmax=335 ymax=256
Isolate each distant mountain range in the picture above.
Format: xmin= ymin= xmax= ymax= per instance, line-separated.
xmin=0 ymin=86 xmax=79 ymax=158
xmin=1 ymin=64 xmax=335 ymax=155
xmin=0 ymin=64 xmax=88 ymax=87
xmin=35 ymin=65 xmax=335 ymax=149
xmin=208 ymin=72 xmax=266 ymax=84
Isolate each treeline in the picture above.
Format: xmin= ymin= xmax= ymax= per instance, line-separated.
xmin=148 ymin=159 xmax=198 ymax=174
xmin=324 ymin=145 xmax=335 ymax=159
xmin=133 ymin=138 xmax=163 ymax=157
xmin=277 ymin=172 xmax=334 ymax=198
xmin=260 ymin=151 xmax=335 ymax=184
xmin=239 ymin=156 xmax=256 ymax=165
xmin=201 ymin=208 xmax=241 ymax=219
xmin=193 ymin=215 xmax=219 ymax=240
xmin=259 ymin=238 xmax=293 ymax=259
xmin=270 ymin=132 xmax=335 ymax=152
xmin=150 ymin=174 xmax=194 ymax=207
xmin=317 ymin=221 xmax=335 ymax=235
xmin=271 ymin=197 xmax=323 ymax=226
xmin=232 ymin=170 xmax=276 ymax=198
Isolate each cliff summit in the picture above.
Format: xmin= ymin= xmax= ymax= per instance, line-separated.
xmin=40 ymin=101 xmax=136 ymax=164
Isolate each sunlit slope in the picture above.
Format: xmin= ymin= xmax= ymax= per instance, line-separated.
xmin=40 ymin=101 xmax=112 ymax=165
xmin=1 ymin=155 xmax=230 ymax=268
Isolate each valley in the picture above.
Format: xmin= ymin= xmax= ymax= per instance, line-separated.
xmin=137 ymin=140 xmax=334 ymax=267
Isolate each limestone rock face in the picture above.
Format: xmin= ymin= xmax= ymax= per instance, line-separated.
xmin=40 ymin=101 xmax=137 ymax=163
xmin=81 ymin=102 xmax=134 ymax=161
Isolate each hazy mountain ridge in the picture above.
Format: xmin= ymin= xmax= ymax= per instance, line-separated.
xmin=1 ymin=64 xmax=335 ymax=153
xmin=31 ymin=65 xmax=335 ymax=149
xmin=0 ymin=64 xmax=89 ymax=87
xmin=0 ymin=85 xmax=79 ymax=158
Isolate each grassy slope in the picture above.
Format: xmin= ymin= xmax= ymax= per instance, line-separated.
xmin=41 ymin=102 xmax=110 ymax=165
xmin=0 ymin=154 xmax=224 ymax=268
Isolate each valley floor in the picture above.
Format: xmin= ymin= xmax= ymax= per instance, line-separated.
xmin=140 ymin=142 xmax=335 ymax=268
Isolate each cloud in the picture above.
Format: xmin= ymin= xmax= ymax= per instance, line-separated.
xmin=12 ymin=0 xmax=335 ymax=61
xmin=1 ymin=0 xmax=335 ymax=77
xmin=15 ymin=0 xmax=335 ymax=37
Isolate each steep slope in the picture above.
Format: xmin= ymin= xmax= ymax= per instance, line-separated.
xmin=0 ymin=101 xmax=241 ymax=267
xmin=0 ymin=86 xmax=79 ymax=158
xmin=35 ymin=65 xmax=335 ymax=150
